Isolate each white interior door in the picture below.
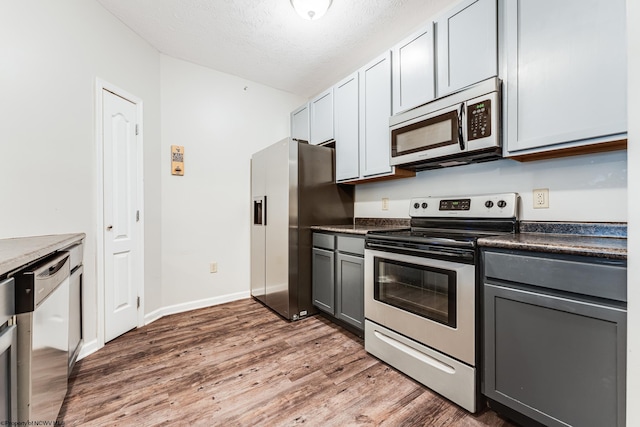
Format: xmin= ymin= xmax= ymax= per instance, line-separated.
xmin=103 ymin=89 xmax=139 ymax=342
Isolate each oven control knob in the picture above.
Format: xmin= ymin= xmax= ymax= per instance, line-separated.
xmin=413 ymin=202 xmax=420 ymax=209
xmin=485 ymin=200 xmax=494 ymax=208
xmin=421 ymin=202 xmax=428 ymax=209
xmin=497 ymin=200 xmax=507 ymax=208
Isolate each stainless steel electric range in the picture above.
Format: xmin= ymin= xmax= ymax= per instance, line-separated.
xmin=363 ymin=193 xmax=519 ymax=412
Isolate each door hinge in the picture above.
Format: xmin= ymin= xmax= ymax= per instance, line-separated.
xmin=136 ymin=210 xmax=140 ymax=222
xmin=135 ymin=124 xmax=139 ymax=135
xmin=137 ymin=296 xmax=141 ymax=309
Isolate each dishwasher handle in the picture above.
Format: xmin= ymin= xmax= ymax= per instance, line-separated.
xmin=14 ymin=252 xmax=70 ymax=313
xmin=38 ymin=254 xmax=69 ymax=278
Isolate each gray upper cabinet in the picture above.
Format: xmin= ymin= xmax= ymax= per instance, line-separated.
xmin=290 ymin=103 xmax=309 ymax=142
xmin=436 ymin=0 xmax=497 ymax=97
xmin=309 ymin=88 xmax=334 ymax=145
xmin=392 ymin=23 xmax=435 ymax=115
xmin=335 ymin=72 xmax=360 ymax=181
xmin=360 ymin=52 xmax=393 ymax=178
xmin=502 ymin=0 xmax=627 ymax=156
xmin=336 ymin=52 xmax=407 ymax=183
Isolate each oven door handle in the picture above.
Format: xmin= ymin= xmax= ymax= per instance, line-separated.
xmin=366 ymin=242 xmax=474 ymax=260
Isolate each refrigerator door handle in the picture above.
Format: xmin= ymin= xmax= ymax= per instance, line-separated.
xmin=253 ymin=197 xmax=265 ymax=226
xmin=263 ymin=196 xmax=267 ymax=226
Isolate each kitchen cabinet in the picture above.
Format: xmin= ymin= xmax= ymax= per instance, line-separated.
xmin=290 ymin=103 xmax=309 ymax=142
xmin=312 ymin=232 xmax=364 ymax=333
xmin=312 ymin=234 xmax=335 ymax=314
xmin=392 ymin=23 xmax=435 ymax=115
xmin=482 ymin=248 xmax=626 ymax=427
xmin=335 ymin=73 xmax=360 ymax=181
xmin=391 ymin=0 xmax=498 ymax=113
xmin=435 ymin=0 xmax=497 ymax=97
xmin=359 ymin=52 xmax=393 ymax=178
xmin=336 ymin=52 xmax=415 ymax=183
xmin=309 ymin=88 xmax=334 ymax=145
xmin=502 ymin=0 xmax=627 ymax=158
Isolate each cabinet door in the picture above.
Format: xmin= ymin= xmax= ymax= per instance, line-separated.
xmin=335 ymin=73 xmax=360 ymax=181
xmin=392 ymin=24 xmax=435 ymax=115
xmin=360 ymin=52 xmax=393 ymax=177
xmin=312 ymin=247 xmax=335 ymax=314
xmin=503 ymin=0 xmax=627 ymax=155
xmin=291 ymin=103 xmax=309 ymax=142
xmin=436 ymin=0 xmax=496 ymax=97
xmin=484 ymin=282 xmax=626 ymax=427
xmin=310 ymin=88 xmax=334 ymax=145
xmin=335 ymin=252 xmax=364 ymax=330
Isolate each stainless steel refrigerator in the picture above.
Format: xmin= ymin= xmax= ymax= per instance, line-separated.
xmin=251 ymin=138 xmax=354 ymax=320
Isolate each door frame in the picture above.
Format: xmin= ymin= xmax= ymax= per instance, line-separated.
xmin=95 ymin=78 xmax=145 ymax=350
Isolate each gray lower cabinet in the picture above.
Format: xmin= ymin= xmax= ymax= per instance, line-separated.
xmin=312 ymin=232 xmax=364 ymax=332
xmin=312 ymin=246 xmax=335 ymax=314
xmin=482 ymin=248 xmax=627 ymax=427
xmin=335 ymin=252 xmax=364 ymax=329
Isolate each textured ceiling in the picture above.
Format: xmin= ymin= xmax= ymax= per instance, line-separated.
xmin=97 ymin=0 xmax=456 ymax=98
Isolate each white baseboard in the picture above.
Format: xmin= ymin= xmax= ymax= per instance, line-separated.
xmin=144 ymin=291 xmax=251 ymax=325
xmin=78 ymin=338 xmax=101 ymax=361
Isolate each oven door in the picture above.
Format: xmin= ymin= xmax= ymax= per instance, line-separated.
xmin=364 ymin=248 xmax=476 ymax=365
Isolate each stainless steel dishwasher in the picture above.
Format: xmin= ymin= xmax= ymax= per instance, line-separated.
xmin=0 ymin=277 xmax=18 ymax=423
xmin=13 ymin=252 xmax=70 ymax=423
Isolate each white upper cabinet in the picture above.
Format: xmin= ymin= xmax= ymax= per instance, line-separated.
xmin=503 ymin=0 xmax=627 ymax=156
xmin=310 ymin=88 xmax=334 ymax=145
xmin=291 ymin=103 xmax=309 ymax=142
xmin=392 ymin=24 xmax=435 ymax=115
xmin=334 ymin=73 xmax=360 ymax=182
xmin=360 ymin=52 xmax=393 ymax=178
xmin=436 ymin=0 xmax=497 ymax=97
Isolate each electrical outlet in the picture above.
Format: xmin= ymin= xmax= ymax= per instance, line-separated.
xmin=533 ymin=188 xmax=549 ymax=209
xmin=382 ymin=198 xmax=389 ymax=210
xmin=210 ymin=262 xmax=218 ymax=273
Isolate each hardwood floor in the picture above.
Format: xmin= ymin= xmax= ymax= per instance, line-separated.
xmin=58 ymin=299 xmax=517 ymax=426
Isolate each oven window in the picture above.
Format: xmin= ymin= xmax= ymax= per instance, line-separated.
xmin=374 ymin=257 xmax=457 ymax=327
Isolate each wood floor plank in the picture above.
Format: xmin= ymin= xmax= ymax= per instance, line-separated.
xmin=58 ymin=298 xmax=517 ymax=426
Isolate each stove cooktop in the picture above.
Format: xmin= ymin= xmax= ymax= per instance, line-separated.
xmin=366 ymin=193 xmax=520 ymax=250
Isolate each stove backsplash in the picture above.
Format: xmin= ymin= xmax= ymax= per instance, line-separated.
xmin=354 ymin=151 xmax=626 ymax=223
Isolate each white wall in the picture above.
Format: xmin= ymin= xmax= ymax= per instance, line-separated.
xmin=158 ymin=56 xmax=305 ymax=315
xmin=356 ymin=152 xmax=627 ymax=221
xmin=0 ymin=0 xmax=162 ymax=347
xmin=626 ymin=0 xmax=639 ymax=423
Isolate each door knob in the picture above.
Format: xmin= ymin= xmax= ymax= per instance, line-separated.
xmin=106 ymin=225 xmax=113 ymax=231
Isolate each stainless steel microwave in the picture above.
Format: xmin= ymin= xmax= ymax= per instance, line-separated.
xmin=389 ymin=77 xmax=502 ymax=171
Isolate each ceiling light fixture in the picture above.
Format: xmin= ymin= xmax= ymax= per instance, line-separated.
xmin=290 ymin=0 xmax=333 ymax=21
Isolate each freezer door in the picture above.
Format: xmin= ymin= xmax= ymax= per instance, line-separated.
xmin=264 ymin=140 xmax=294 ymax=318
xmin=251 ymin=151 xmax=267 ymax=303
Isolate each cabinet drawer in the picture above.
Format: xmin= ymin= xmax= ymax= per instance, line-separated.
xmin=337 ymin=235 xmax=364 ymax=256
xmin=484 ymin=251 xmax=626 ymax=303
xmin=313 ymin=233 xmax=335 ymax=250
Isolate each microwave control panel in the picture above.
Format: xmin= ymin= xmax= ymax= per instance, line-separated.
xmin=467 ymin=99 xmax=491 ymax=141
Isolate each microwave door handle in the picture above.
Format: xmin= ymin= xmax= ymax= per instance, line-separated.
xmin=458 ymin=102 xmax=465 ymax=151
xmin=263 ymin=196 xmax=267 ymax=226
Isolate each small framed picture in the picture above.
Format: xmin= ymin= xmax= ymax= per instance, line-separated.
xmin=171 ymin=145 xmax=184 ymax=176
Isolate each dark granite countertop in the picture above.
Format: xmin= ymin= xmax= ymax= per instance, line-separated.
xmin=0 ymin=233 xmax=86 ymax=277
xmin=478 ymin=221 xmax=627 ymax=260
xmin=311 ymin=218 xmax=410 ymax=236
